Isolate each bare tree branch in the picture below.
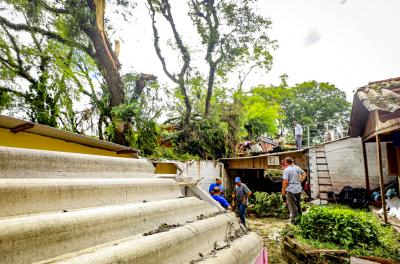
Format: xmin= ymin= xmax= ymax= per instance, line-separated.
xmin=0 ymin=16 xmax=95 ymax=58
xmin=135 ymin=73 xmax=157 ymax=97
xmin=148 ymin=2 xmax=178 ymax=83
xmin=147 ymin=0 xmax=192 ymax=124
xmin=38 ymin=0 xmax=70 ymax=14
xmin=0 ymin=85 xmax=27 ymax=98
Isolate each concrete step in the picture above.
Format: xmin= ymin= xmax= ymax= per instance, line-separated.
xmin=35 ymin=213 xmax=241 ymax=264
xmin=0 ymin=197 xmax=216 ymax=264
xmin=198 ymin=232 xmax=263 ymax=264
xmin=0 ymin=146 xmax=155 ymax=179
xmin=0 ymin=178 xmax=183 ymax=217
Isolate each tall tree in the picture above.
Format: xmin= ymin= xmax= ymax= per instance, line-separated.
xmin=189 ymin=0 xmax=275 ymax=117
xmin=0 ymin=14 xmax=85 ymax=127
xmin=240 ymin=85 xmax=287 ymax=138
xmin=0 ymin=0 xmax=134 ymax=145
xmin=282 ymin=81 xmax=351 ymax=143
xmin=147 ymin=0 xmax=192 ymax=125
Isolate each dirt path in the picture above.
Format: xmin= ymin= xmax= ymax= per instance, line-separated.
xmin=248 ymin=217 xmax=287 ymax=264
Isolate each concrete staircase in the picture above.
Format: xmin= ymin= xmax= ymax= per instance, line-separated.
xmin=0 ymin=146 xmax=263 ymax=264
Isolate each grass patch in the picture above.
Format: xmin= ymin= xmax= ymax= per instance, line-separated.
xmin=248 ymin=192 xmax=289 ymax=219
xmin=285 ymin=205 xmax=400 ymax=262
xmin=248 ymin=217 xmax=287 ymax=264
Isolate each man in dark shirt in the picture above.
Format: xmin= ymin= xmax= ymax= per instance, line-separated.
xmin=232 ymin=177 xmax=252 ymax=226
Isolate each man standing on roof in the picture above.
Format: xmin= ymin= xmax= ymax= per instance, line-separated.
xmin=293 ymin=121 xmax=303 ymax=150
xmin=281 ymin=157 xmax=307 ymax=223
xmin=211 ymin=186 xmax=232 ymax=210
xmin=209 ymin=177 xmax=224 ymax=196
xmin=232 ymin=177 xmax=252 ymax=227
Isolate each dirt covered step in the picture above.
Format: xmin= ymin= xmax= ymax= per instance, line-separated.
xmin=191 ymin=232 xmax=263 ymax=264
xmin=0 ymin=197 xmax=217 ymax=264
xmin=34 ymin=213 xmax=242 ymax=264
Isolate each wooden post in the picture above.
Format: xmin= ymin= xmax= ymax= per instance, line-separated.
xmin=362 ymin=142 xmax=370 ymax=192
xmin=376 ymin=134 xmax=388 ymax=223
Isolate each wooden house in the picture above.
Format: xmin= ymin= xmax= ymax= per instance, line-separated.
xmin=349 ymin=77 xmax=400 ymax=223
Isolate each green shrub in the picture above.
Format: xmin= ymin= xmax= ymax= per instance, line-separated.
xmin=298 ymin=206 xmax=379 ymax=248
xmin=264 ymin=169 xmax=283 ymax=181
xmin=249 ymin=192 xmax=289 ymax=219
xmin=295 ymin=206 xmax=400 ymax=261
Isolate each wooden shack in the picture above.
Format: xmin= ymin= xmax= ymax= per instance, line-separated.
xmin=219 ymin=149 xmax=310 ymax=193
xmin=349 ymin=77 xmax=400 ymax=223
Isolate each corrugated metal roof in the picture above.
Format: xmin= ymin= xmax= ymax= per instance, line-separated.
xmin=219 ymin=147 xmax=310 ymax=161
xmin=0 ymin=115 xmax=138 ymax=154
xmin=257 ymin=136 xmax=279 ymax=146
xmin=349 ymin=77 xmax=400 ymax=139
xmin=355 ymin=77 xmax=400 ymax=113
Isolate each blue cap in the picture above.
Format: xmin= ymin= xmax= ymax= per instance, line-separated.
xmin=234 ymin=177 xmax=241 ymax=183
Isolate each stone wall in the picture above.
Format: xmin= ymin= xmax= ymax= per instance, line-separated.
xmin=175 ymin=160 xmax=223 ymax=193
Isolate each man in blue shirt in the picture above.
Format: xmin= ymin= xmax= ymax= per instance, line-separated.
xmin=209 ymin=177 xmax=224 ymax=195
xmin=211 ymin=187 xmax=231 ymax=210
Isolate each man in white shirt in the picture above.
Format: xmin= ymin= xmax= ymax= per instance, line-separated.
xmin=281 ymin=157 xmax=307 ymax=223
xmin=292 ymin=121 xmax=303 ymax=150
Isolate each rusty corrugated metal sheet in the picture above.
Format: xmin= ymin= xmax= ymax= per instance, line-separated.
xmin=349 ymin=77 xmax=400 ymax=139
xmin=356 ymin=77 xmax=400 ymax=113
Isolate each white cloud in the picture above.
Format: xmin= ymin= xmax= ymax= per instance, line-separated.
xmin=304 ymin=28 xmax=322 ymax=47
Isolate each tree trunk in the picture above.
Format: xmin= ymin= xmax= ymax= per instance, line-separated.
xmin=204 ymin=63 xmax=216 ymax=117
xmin=85 ymin=0 xmax=128 ymax=145
xmin=98 ymin=115 xmax=104 ymax=140
xmin=179 ymin=80 xmax=192 ymax=125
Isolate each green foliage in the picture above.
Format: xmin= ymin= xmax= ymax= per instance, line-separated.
xmin=240 ymin=80 xmax=351 ymax=143
xmin=165 ymin=78 xmax=245 ymax=159
xmin=249 ymin=192 xmax=289 ymax=219
xmin=0 ymin=90 xmax=12 ymax=112
xmin=188 ymin=0 xmax=275 ymax=116
xmin=203 ymin=0 xmax=275 ymax=74
xmin=264 ymin=169 xmax=284 ymax=180
xmin=171 ymin=117 xmax=229 ymax=160
xmin=0 ymin=21 xmax=87 ymax=127
xmin=1 ymin=0 xmax=352 ymax=161
xmin=298 ymin=206 xmax=379 ymax=248
xmin=283 ymin=81 xmax=351 ymax=143
xmin=294 ymin=206 xmax=400 ymax=261
xmin=107 ymin=72 xmax=163 ymax=155
xmin=240 ymin=85 xmax=287 ymax=138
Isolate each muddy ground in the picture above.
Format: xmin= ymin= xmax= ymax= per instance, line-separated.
xmin=248 ymin=217 xmax=287 ymax=264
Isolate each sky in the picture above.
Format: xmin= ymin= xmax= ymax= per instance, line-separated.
xmin=114 ymin=0 xmax=400 ymax=102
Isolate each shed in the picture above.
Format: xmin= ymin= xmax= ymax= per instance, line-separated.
xmin=219 ymin=149 xmax=310 ymax=193
xmin=349 ymin=77 xmax=400 ymax=223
